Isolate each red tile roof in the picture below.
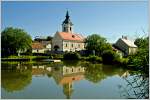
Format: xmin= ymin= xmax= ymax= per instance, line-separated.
xmin=58 ymin=32 xmax=84 ymax=42
xmin=32 ymin=42 xmax=44 ymax=49
xmin=59 ymin=75 xmax=84 ymax=85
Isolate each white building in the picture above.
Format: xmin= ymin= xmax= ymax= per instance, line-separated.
xmin=52 ymin=11 xmax=85 ymax=52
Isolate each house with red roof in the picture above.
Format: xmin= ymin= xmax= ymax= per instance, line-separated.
xmin=52 ymin=11 xmax=85 ymax=52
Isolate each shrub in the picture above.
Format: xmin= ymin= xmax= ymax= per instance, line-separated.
xmin=52 ymin=54 xmax=63 ymax=59
xmin=63 ymin=52 xmax=80 ymax=60
xmin=32 ymin=56 xmax=49 ymax=60
xmin=102 ymin=50 xmax=118 ymax=64
xmin=86 ymin=55 xmax=102 ymax=63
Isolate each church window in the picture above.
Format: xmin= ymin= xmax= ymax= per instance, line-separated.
xmin=72 ymin=44 xmax=73 ymax=47
xmin=66 ymin=43 xmax=67 ymax=47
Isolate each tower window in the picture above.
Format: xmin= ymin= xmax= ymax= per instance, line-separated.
xmin=72 ymin=44 xmax=73 ymax=47
xmin=70 ymin=27 xmax=72 ymax=31
xmin=64 ymin=27 xmax=66 ymax=31
xmin=66 ymin=43 xmax=67 ymax=47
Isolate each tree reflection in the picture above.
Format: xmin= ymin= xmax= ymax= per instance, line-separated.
xmin=118 ymin=74 xmax=149 ymax=99
xmin=63 ymin=60 xmax=79 ymax=67
xmin=84 ymin=63 xmax=106 ymax=83
xmin=1 ymin=63 xmax=32 ymax=92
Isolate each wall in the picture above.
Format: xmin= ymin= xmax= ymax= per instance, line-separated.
xmin=32 ymin=49 xmax=45 ymax=53
xmin=63 ymin=40 xmax=85 ymax=52
xmin=52 ymin=32 xmax=63 ymax=51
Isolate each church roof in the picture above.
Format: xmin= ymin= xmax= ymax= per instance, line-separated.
xmin=58 ymin=32 xmax=84 ymax=42
xmin=59 ymin=74 xmax=84 ymax=85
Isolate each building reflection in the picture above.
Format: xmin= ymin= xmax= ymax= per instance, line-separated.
xmin=52 ymin=66 xmax=85 ymax=99
xmin=2 ymin=62 xmax=132 ymax=98
xmin=32 ymin=65 xmax=52 ymax=76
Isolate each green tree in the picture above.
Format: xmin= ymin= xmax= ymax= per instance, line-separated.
xmin=1 ymin=27 xmax=32 ymax=56
xmin=129 ymin=36 xmax=149 ymax=74
xmin=85 ymin=34 xmax=112 ymax=56
xmin=134 ymin=37 xmax=149 ymax=49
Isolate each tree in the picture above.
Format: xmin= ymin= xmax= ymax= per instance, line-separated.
xmin=134 ymin=37 xmax=149 ymax=49
xmin=1 ymin=27 xmax=32 ymax=56
xmin=128 ymin=36 xmax=149 ymax=74
xmin=85 ymin=34 xmax=112 ymax=56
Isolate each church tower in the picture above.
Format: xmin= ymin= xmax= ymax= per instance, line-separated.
xmin=62 ymin=11 xmax=73 ymax=33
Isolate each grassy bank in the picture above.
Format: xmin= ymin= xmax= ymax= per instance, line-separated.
xmin=1 ymin=55 xmax=50 ymax=61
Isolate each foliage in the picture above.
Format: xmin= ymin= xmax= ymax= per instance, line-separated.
xmin=63 ymin=52 xmax=81 ymax=60
xmin=51 ymin=54 xmax=63 ymax=59
xmin=1 ymin=27 xmax=32 ymax=56
xmin=84 ymin=63 xmax=106 ymax=83
xmin=102 ymin=50 xmax=119 ymax=64
xmin=63 ymin=60 xmax=79 ymax=66
xmin=3 ymin=55 xmax=50 ymax=61
xmin=85 ymin=34 xmax=112 ymax=56
xmin=86 ymin=55 xmax=102 ymax=63
xmin=134 ymin=37 xmax=149 ymax=49
xmin=1 ymin=64 xmax=32 ymax=92
xmin=128 ymin=37 xmax=149 ymax=74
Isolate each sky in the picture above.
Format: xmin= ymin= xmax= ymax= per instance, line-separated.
xmin=1 ymin=1 xmax=148 ymax=43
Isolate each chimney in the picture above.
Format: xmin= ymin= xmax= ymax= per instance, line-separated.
xmin=122 ymin=35 xmax=127 ymax=40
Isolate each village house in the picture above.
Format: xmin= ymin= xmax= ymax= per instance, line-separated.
xmin=114 ymin=36 xmax=138 ymax=56
xmin=52 ymin=11 xmax=85 ymax=52
xmin=32 ymin=42 xmax=45 ymax=53
xmin=31 ymin=36 xmax=52 ymax=53
xmin=32 ymin=41 xmax=51 ymax=54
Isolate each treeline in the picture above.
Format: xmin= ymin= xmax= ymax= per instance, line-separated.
xmin=1 ymin=27 xmax=149 ymax=75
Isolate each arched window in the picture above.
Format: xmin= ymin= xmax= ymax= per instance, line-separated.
xmin=54 ymin=45 xmax=59 ymax=51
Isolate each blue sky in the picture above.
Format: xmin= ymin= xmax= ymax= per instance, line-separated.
xmin=2 ymin=1 xmax=148 ymax=43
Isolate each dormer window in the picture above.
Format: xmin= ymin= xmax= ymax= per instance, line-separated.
xmin=72 ymin=35 xmax=75 ymax=38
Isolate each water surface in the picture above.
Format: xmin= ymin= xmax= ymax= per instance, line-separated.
xmin=1 ymin=61 xmax=148 ymax=99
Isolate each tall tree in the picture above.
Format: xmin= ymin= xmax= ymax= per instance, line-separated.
xmin=85 ymin=34 xmax=112 ymax=56
xmin=1 ymin=27 xmax=32 ymax=56
xmin=129 ymin=36 xmax=149 ymax=74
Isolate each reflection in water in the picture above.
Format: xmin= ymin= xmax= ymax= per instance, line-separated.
xmin=1 ymin=61 xmax=149 ymax=99
xmin=52 ymin=65 xmax=85 ymax=99
xmin=118 ymin=74 xmax=149 ymax=99
xmin=1 ymin=63 xmax=32 ymax=92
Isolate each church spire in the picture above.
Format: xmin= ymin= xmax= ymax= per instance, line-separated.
xmin=66 ymin=10 xmax=69 ymax=19
xmin=62 ymin=10 xmax=73 ymax=33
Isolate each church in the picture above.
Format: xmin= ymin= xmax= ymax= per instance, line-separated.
xmin=52 ymin=11 xmax=85 ymax=52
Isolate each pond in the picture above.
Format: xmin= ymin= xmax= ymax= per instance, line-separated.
xmin=1 ymin=61 xmax=149 ymax=99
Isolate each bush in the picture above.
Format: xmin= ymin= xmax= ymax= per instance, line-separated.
xmin=86 ymin=55 xmax=102 ymax=63
xmin=102 ymin=50 xmax=118 ymax=64
xmin=52 ymin=54 xmax=63 ymax=59
xmin=63 ymin=52 xmax=80 ymax=60
xmin=32 ymin=56 xmax=49 ymax=60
